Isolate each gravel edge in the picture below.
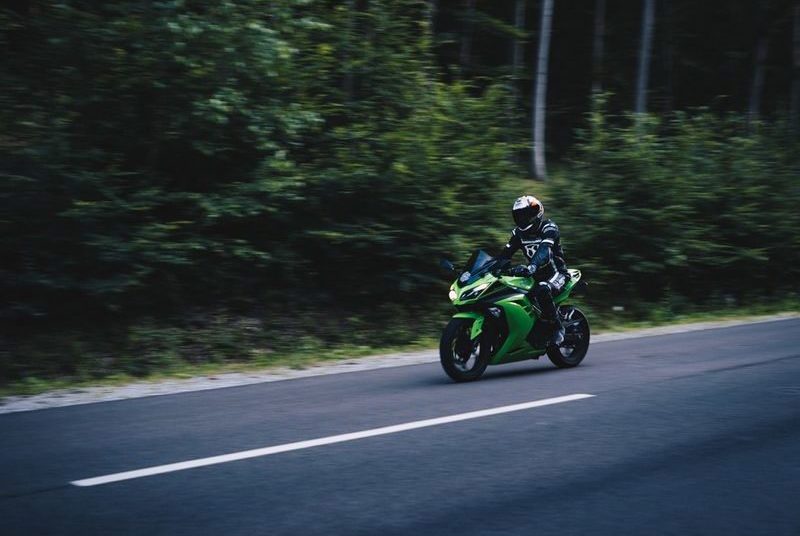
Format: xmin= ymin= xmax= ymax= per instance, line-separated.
xmin=2 ymin=312 xmax=798 ymax=414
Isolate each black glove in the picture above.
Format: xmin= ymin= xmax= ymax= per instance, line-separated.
xmin=491 ymin=259 xmax=511 ymax=276
xmin=509 ymin=264 xmax=535 ymax=277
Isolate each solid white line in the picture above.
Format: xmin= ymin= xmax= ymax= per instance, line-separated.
xmin=71 ymin=393 xmax=594 ymax=487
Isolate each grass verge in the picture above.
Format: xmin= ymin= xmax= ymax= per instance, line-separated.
xmin=2 ymin=299 xmax=798 ymax=399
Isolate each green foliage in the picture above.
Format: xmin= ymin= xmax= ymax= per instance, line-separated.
xmin=551 ymin=101 xmax=800 ymax=308
xmin=1 ymin=2 xmax=514 ymax=315
xmin=0 ymin=1 xmax=517 ymax=385
xmin=2 ymin=3 xmax=799 ymax=388
xmin=2 ymin=1 xmax=321 ymax=313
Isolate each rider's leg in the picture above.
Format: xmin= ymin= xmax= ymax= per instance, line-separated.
xmin=533 ymin=279 xmax=565 ymax=346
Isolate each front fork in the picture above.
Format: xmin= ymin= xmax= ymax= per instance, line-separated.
xmin=453 ymin=312 xmax=485 ymax=342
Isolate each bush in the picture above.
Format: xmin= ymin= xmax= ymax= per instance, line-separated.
xmin=550 ymin=103 xmax=800 ymax=308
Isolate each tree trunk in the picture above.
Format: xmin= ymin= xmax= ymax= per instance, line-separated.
xmin=791 ymin=1 xmax=800 ymax=132
xmin=512 ymin=0 xmax=526 ymax=78
xmin=749 ymin=40 xmax=768 ymax=121
xmin=635 ymin=0 xmax=655 ymax=114
xmin=592 ymin=0 xmax=606 ymax=94
xmin=749 ymin=2 xmax=770 ymax=122
xmin=662 ymin=0 xmax=674 ymax=113
xmin=512 ymin=0 xmax=525 ymax=79
xmin=532 ymin=0 xmax=554 ymax=179
xmin=511 ymin=0 xmax=526 ymax=106
xmin=343 ymin=0 xmax=356 ymax=100
xmin=428 ymin=0 xmax=438 ymax=33
xmin=460 ymin=0 xmax=476 ymax=70
xmin=506 ymin=0 xmax=527 ymax=164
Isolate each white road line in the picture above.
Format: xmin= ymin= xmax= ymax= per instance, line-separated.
xmin=71 ymin=393 xmax=594 ymax=487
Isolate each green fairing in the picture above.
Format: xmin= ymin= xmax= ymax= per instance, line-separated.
xmin=452 ymin=312 xmax=484 ymax=320
xmin=470 ymin=315 xmax=485 ymax=340
xmin=447 ymin=264 xmax=582 ymax=366
xmin=490 ymin=298 xmax=536 ymax=364
xmin=555 ymin=269 xmax=581 ymax=304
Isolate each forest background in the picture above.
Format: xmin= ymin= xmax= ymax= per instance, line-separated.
xmin=2 ymin=0 xmax=799 ymax=390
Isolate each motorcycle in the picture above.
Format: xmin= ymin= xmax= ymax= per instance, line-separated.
xmin=439 ymin=250 xmax=590 ymax=382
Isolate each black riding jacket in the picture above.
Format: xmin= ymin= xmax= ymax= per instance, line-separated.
xmin=498 ymin=219 xmax=566 ymax=280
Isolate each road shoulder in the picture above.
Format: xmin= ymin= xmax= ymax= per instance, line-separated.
xmin=2 ymin=312 xmax=798 ymax=414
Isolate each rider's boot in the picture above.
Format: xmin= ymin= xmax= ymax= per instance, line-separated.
xmin=550 ymin=316 xmax=565 ymax=346
xmin=525 ymin=316 xmax=564 ymax=348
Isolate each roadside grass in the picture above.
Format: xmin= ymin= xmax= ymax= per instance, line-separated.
xmin=0 ymin=335 xmax=440 ymax=399
xmin=576 ymin=296 xmax=800 ymax=331
xmin=2 ymin=298 xmax=797 ymax=399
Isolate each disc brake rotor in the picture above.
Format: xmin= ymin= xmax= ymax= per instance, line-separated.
xmin=453 ymin=333 xmax=479 ymax=371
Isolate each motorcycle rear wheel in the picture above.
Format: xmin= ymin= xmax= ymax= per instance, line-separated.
xmin=440 ymin=318 xmax=489 ymax=382
xmin=546 ymin=306 xmax=590 ymax=368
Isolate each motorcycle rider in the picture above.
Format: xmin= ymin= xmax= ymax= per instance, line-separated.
xmin=498 ymin=195 xmax=568 ymax=346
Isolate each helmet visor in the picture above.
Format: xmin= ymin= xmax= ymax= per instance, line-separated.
xmin=513 ymin=205 xmax=540 ymax=228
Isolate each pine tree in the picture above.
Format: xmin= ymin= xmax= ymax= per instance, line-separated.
xmin=532 ymin=0 xmax=554 ymax=179
xmin=635 ymin=0 xmax=656 ymax=113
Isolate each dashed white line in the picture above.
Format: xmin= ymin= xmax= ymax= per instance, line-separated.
xmin=71 ymin=393 xmax=595 ymax=487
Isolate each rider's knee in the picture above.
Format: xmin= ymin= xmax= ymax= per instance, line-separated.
xmin=535 ymin=281 xmax=551 ymax=299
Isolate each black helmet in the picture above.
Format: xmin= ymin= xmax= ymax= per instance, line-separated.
xmin=512 ymin=195 xmax=544 ymax=230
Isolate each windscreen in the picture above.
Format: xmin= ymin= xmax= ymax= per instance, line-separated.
xmin=458 ymin=250 xmax=495 ymax=286
xmin=466 ymin=250 xmax=494 ymax=273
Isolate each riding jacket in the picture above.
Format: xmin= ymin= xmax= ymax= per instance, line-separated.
xmin=498 ymin=219 xmax=566 ymax=281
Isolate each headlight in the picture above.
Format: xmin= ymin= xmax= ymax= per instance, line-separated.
xmin=448 ymin=289 xmax=457 ymax=302
xmin=461 ymin=282 xmax=490 ymax=301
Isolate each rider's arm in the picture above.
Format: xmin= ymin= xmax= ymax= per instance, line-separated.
xmin=529 ymin=222 xmax=559 ymax=269
xmin=497 ymin=229 xmax=521 ymax=260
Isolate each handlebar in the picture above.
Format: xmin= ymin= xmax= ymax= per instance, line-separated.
xmin=490 ymin=258 xmax=512 ymax=276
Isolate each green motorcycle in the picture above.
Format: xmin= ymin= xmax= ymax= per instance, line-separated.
xmin=439 ymin=250 xmax=590 ymax=382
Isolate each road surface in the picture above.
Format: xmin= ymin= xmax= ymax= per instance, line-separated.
xmin=1 ymin=318 xmax=799 ymax=535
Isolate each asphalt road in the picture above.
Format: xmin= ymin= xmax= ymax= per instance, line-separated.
xmin=2 ymin=318 xmax=799 ymax=535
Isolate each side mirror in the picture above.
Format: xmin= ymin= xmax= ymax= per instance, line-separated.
xmin=439 ymin=258 xmax=456 ymax=272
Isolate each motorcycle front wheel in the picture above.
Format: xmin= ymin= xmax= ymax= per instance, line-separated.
xmin=439 ymin=318 xmax=489 ymax=382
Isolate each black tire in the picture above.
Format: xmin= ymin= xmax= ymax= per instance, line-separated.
xmin=546 ymin=306 xmax=590 ymax=368
xmin=440 ymin=318 xmax=489 ymax=382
